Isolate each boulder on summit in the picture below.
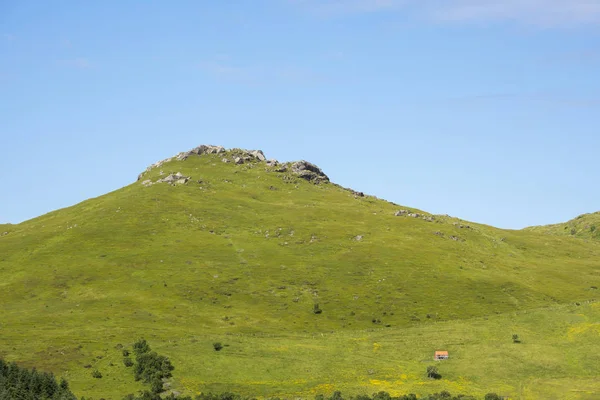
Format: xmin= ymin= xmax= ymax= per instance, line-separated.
xmin=138 ymin=145 xmax=330 ymax=185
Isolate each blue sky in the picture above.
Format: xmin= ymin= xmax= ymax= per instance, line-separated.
xmin=1 ymin=0 xmax=599 ymax=229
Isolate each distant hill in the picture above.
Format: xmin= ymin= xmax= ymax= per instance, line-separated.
xmin=524 ymin=212 xmax=600 ymax=240
xmin=1 ymin=145 xmax=599 ymax=399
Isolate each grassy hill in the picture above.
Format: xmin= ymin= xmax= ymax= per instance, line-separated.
xmin=1 ymin=146 xmax=599 ymax=400
xmin=525 ymin=212 xmax=600 ymax=240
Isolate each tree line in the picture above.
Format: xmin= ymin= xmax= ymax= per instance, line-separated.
xmin=0 ymin=358 xmax=77 ymax=400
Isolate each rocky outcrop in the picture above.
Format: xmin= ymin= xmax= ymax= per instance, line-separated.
xmin=249 ymin=150 xmax=266 ymax=161
xmin=138 ymin=145 xmax=330 ymax=185
xmin=395 ymin=210 xmax=435 ymax=222
xmin=159 ymin=172 xmax=190 ymax=185
xmin=453 ymin=222 xmax=472 ymax=229
xmin=141 ymin=172 xmax=190 ymax=187
xmin=177 ymin=145 xmax=226 ymax=160
xmin=290 ymin=161 xmax=329 ymax=183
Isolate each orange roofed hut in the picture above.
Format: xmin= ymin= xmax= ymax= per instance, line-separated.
xmin=434 ymin=351 xmax=449 ymax=360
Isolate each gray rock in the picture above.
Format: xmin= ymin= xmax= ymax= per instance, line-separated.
xmin=159 ymin=172 xmax=190 ymax=185
xmin=266 ymin=159 xmax=279 ymax=166
xmin=141 ymin=179 xmax=153 ymax=187
xmin=234 ymin=157 xmax=244 ymax=165
xmin=176 ymin=151 xmax=192 ymax=161
xmin=249 ymin=150 xmax=266 ymax=161
xmin=191 ymin=145 xmax=225 ymax=155
xmin=394 ymin=210 xmax=408 ymax=216
xmin=354 ymin=235 xmax=363 ymax=241
xmin=290 ymin=160 xmax=329 ymax=183
xmin=222 ymin=158 xmax=230 ymax=163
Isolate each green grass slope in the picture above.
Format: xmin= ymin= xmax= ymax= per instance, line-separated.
xmin=525 ymin=212 xmax=600 ymax=240
xmin=1 ymin=148 xmax=599 ymax=399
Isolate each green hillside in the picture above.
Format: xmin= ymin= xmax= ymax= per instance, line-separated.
xmin=1 ymin=146 xmax=599 ymax=400
xmin=525 ymin=212 xmax=600 ymax=240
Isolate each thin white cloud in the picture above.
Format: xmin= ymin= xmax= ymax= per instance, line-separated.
xmin=290 ymin=0 xmax=406 ymax=14
xmin=198 ymin=58 xmax=327 ymax=85
xmin=446 ymin=91 xmax=600 ymax=108
xmin=57 ymin=58 xmax=91 ymax=69
xmin=198 ymin=61 xmax=256 ymax=82
xmin=291 ymin=0 xmax=600 ymax=26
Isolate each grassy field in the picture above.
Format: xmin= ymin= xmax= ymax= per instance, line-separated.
xmin=525 ymin=212 xmax=600 ymax=241
xmin=1 ymin=150 xmax=599 ymax=399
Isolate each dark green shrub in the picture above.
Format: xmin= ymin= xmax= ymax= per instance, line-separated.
xmin=133 ymin=338 xmax=150 ymax=355
xmin=485 ymin=394 xmax=502 ymax=400
xmin=330 ymin=391 xmax=343 ymax=400
xmin=372 ymin=391 xmax=391 ymax=400
xmin=213 ymin=342 xmax=224 ymax=351
xmin=123 ymin=357 xmax=134 ymax=367
xmin=426 ymin=365 xmax=441 ymax=379
xmin=313 ymin=303 xmax=322 ymax=314
xmin=150 ymin=377 xmax=163 ymax=393
xmin=122 ymin=349 xmax=130 ymax=357
xmin=91 ymin=369 xmax=102 ymax=379
xmin=134 ymin=351 xmax=174 ymax=383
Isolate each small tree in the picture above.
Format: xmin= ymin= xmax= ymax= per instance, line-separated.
xmin=330 ymin=391 xmax=343 ymax=400
xmin=133 ymin=338 xmax=150 ymax=355
xmin=485 ymin=394 xmax=502 ymax=400
xmin=213 ymin=342 xmax=223 ymax=351
xmin=151 ymin=377 xmax=163 ymax=394
xmin=426 ymin=365 xmax=440 ymax=379
xmin=59 ymin=377 xmax=69 ymax=391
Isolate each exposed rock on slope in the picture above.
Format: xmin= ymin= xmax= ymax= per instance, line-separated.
xmin=290 ymin=161 xmax=329 ymax=183
xmin=138 ymin=145 xmax=329 ymax=184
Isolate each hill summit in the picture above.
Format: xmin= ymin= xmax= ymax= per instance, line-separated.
xmin=138 ymin=144 xmax=330 ymax=185
xmin=526 ymin=211 xmax=600 ymax=240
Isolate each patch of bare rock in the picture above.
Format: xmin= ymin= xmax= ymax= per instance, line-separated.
xmin=137 ymin=145 xmax=329 ymax=184
xmin=394 ymin=209 xmax=435 ymax=222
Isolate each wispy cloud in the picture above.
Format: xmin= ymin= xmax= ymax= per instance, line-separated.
xmin=540 ymin=49 xmax=600 ymax=65
xmin=198 ymin=57 xmax=326 ymax=85
xmin=57 ymin=58 xmax=91 ymax=69
xmin=291 ymin=0 xmax=600 ymax=26
xmin=289 ymin=0 xmax=406 ymax=14
xmin=446 ymin=91 xmax=600 ymax=108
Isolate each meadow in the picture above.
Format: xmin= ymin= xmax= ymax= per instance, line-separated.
xmin=1 ymin=151 xmax=599 ymax=399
